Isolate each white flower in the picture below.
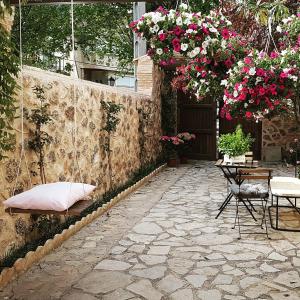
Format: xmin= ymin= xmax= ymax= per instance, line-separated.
xmin=156 ymin=48 xmax=163 ymax=55
xmin=202 ymin=41 xmax=209 ymax=49
xmin=249 ymin=67 xmax=256 ymax=76
xmin=209 ymin=27 xmax=218 ymax=33
xmin=186 ymin=29 xmax=194 ymax=34
xmin=291 ymin=76 xmax=298 ymax=82
xmin=201 ymin=48 xmax=207 ymax=55
xmin=244 ymin=103 xmax=248 ymax=108
xmin=176 ymin=17 xmax=183 ymax=26
xmin=237 ymin=61 xmax=244 ymax=67
xmin=179 ymin=3 xmax=188 ymax=10
xmin=153 ymin=24 xmax=160 ymax=32
xmin=238 ymin=84 xmax=243 ymax=91
xmin=233 ymin=90 xmax=238 ymax=98
xmin=221 ymin=40 xmax=227 ymax=49
xmin=181 ymin=43 xmax=189 ymax=51
xmin=220 ymin=79 xmax=228 ymax=86
xmin=276 ymin=25 xmax=282 ymax=33
xmin=189 ymin=47 xmax=200 ymax=58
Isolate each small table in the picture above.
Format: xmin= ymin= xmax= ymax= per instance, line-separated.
xmin=215 ymin=159 xmax=259 ymax=219
xmin=269 ymin=177 xmax=300 ymax=232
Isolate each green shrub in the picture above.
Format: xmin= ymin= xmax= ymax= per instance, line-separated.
xmin=218 ymin=125 xmax=254 ymax=157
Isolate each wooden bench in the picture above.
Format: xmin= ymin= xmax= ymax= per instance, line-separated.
xmin=5 ymin=200 xmax=93 ymax=216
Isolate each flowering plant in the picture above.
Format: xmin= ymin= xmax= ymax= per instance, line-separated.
xmin=160 ymin=135 xmax=184 ymax=158
xmin=221 ymin=47 xmax=300 ymax=121
xmin=277 ymin=13 xmax=300 ymax=49
xmin=177 ymin=132 xmax=196 ymax=158
xmin=129 ymin=4 xmax=234 ymax=67
xmin=172 ymin=34 xmax=249 ymax=99
xmin=130 ymin=4 xmax=250 ymax=100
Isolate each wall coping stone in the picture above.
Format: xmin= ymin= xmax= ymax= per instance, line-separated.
xmin=23 ymin=66 xmax=151 ymax=99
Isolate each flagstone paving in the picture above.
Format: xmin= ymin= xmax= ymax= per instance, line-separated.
xmin=1 ymin=161 xmax=300 ymax=300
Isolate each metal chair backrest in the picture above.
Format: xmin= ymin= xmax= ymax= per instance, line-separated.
xmin=237 ymin=168 xmax=273 ymax=187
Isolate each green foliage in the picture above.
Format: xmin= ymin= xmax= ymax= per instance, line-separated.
xmin=25 ymin=85 xmax=53 ymax=183
xmin=0 ymin=11 xmax=19 ymax=160
xmin=0 ymin=159 xmax=164 ymax=271
xmin=101 ymin=101 xmax=124 ymax=134
xmin=12 ymin=3 xmax=134 ymax=73
xmin=218 ymin=125 xmax=254 ymax=157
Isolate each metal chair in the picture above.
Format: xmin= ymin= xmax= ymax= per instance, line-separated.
xmin=230 ymin=168 xmax=273 ymax=239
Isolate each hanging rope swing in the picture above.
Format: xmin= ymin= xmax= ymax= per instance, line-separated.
xmin=4 ymin=0 xmax=96 ymax=216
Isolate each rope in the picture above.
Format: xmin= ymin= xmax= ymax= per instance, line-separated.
xmin=69 ymin=0 xmax=85 ymax=209
xmin=12 ymin=0 xmax=33 ymax=196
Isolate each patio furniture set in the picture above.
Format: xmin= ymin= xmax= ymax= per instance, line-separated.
xmin=215 ymin=158 xmax=300 ymax=239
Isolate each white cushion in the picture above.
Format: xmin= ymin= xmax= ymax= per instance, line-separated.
xmin=4 ymin=182 xmax=96 ymax=211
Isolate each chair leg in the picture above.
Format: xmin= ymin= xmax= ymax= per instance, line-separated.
xmin=263 ymin=198 xmax=271 ymax=239
xmin=234 ymin=197 xmax=241 ymax=239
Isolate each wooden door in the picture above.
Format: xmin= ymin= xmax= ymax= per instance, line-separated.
xmin=219 ymin=116 xmax=262 ymax=160
xmin=177 ymin=91 xmax=217 ymax=160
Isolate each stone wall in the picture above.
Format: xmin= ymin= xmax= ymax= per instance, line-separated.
xmin=262 ymin=118 xmax=300 ymax=161
xmin=0 ymin=64 xmax=162 ymax=257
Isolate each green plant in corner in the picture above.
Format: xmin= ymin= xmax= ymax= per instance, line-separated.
xmin=218 ymin=125 xmax=254 ymax=157
xmin=0 ymin=5 xmax=19 ymax=160
xmin=25 ymin=85 xmax=53 ymax=184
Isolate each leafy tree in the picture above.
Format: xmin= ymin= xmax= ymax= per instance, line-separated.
xmin=12 ymin=3 xmax=133 ymax=73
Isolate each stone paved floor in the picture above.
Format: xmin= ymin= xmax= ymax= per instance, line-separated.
xmin=1 ymin=161 xmax=300 ymax=300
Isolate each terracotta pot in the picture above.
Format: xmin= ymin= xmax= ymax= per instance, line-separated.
xmin=167 ymin=158 xmax=179 ymax=168
xmin=180 ymin=156 xmax=188 ymax=164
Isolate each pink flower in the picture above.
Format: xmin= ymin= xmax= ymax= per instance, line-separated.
xmin=226 ymin=112 xmax=233 ymax=120
xmin=172 ymin=38 xmax=181 ymax=52
xmin=270 ymin=51 xmax=279 ymax=59
xmin=221 ymin=28 xmax=230 ymax=40
xmin=159 ymin=33 xmax=167 ymax=41
xmin=242 ymin=66 xmax=250 ymax=73
xmin=224 ymin=59 xmax=233 ymax=68
xmin=174 ymin=26 xmax=183 ymax=36
xmin=258 ymin=87 xmax=266 ymax=95
xmin=238 ymin=93 xmax=247 ymax=101
xmin=202 ymin=26 xmax=209 ymax=35
xmin=256 ymin=68 xmax=265 ymax=77
xmin=244 ymin=57 xmax=252 ymax=65
xmin=245 ymin=111 xmax=252 ymax=119
xmin=279 ymin=72 xmax=288 ymax=79
xmin=188 ymin=24 xmax=198 ymax=30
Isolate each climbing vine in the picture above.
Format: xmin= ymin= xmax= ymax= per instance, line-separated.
xmin=0 ymin=4 xmax=19 ymax=160
xmin=101 ymin=100 xmax=124 ymax=188
xmin=101 ymin=101 xmax=124 ymax=152
xmin=25 ymin=85 xmax=53 ymax=184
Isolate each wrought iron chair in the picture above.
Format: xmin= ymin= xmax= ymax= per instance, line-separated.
xmin=230 ymin=168 xmax=273 ymax=239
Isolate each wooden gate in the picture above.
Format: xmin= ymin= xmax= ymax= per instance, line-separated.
xmin=177 ymin=91 xmax=217 ymax=160
xmin=219 ymin=116 xmax=262 ymax=160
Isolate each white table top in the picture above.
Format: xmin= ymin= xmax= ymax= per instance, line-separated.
xmin=271 ymin=177 xmax=300 ymax=197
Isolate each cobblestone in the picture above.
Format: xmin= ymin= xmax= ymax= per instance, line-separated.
xmin=1 ymin=162 xmax=300 ymax=299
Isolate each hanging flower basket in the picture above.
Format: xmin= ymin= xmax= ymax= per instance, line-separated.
xmin=221 ymin=48 xmax=300 ymax=121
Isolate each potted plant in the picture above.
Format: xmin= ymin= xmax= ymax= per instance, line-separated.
xmin=177 ymin=132 xmax=196 ymax=164
xmin=218 ymin=125 xmax=254 ymax=164
xmin=160 ymin=135 xmax=184 ymax=167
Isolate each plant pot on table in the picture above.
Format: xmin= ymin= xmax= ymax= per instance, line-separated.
xmin=224 ymin=154 xmax=246 ymax=164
